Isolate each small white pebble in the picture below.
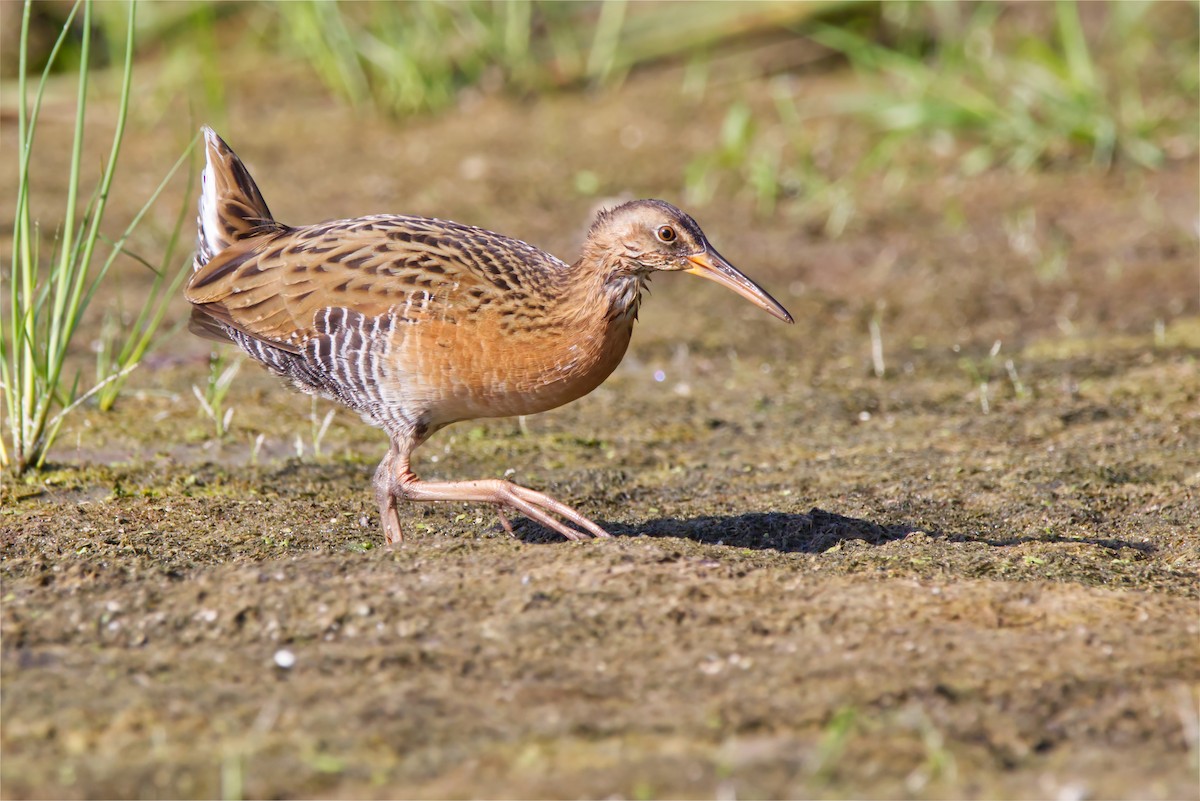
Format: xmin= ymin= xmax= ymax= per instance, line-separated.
xmin=273 ymin=649 xmax=296 ymax=669
xmin=858 ymin=411 xmax=872 ymax=422
xmin=1056 ymin=782 xmax=1089 ymax=801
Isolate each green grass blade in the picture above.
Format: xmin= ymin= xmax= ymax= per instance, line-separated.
xmin=5 ymin=2 xmax=83 ymax=466
xmin=32 ymin=0 xmax=137 ymax=459
xmin=2 ymin=0 xmax=153 ymax=472
xmin=43 ymin=0 xmax=93 ymax=402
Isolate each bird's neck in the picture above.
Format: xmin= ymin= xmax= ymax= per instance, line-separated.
xmin=565 ymin=255 xmax=648 ymax=328
xmin=600 ymin=271 xmax=648 ymax=323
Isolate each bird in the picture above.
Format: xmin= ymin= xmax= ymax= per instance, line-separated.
xmin=186 ymin=127 xmax=793 ymax=544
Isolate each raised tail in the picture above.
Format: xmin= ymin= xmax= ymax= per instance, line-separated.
xmin=195 ymin=127 xmax=286 ymax=270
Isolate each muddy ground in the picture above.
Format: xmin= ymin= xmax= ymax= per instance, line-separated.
xmin=2 ymin=11 xmax=1199 ymax=800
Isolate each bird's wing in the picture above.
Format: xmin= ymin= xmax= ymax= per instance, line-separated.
xmin=185 ymin=215 xmax=570 ymax=352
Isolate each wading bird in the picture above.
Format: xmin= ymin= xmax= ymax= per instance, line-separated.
xmin=186 ymin=128 xmax=792 ymax=543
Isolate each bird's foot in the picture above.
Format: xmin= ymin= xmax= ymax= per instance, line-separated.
xmin=489 ymin=481 xmax=610 ymax=541
xmin=374 ymin=448 xmax=406 ymax=545
xmin=375 ymin=447 xmax=609 ymax=542
xmin=396 ymin=475 xmax=610 ymax=542
xmin=382 ymin=507 xmax=404 ymax=545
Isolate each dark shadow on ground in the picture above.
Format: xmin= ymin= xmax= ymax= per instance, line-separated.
xmin=514 ymin=508 xmax=919 ymax=553
xmin=513 ymin=510 xmax=1161 ymax=556
xmin=949 ymin=532 xmax=1159 ymax=555
xmin=257 ymin=462 xmax=1157 ymax=557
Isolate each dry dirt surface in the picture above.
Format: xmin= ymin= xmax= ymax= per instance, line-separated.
xmin=2 ymin=27 xmax=1199 ymax=801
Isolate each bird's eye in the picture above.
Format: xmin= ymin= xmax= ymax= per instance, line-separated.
xmin=656 ymin=225 xmax=677 ymax=243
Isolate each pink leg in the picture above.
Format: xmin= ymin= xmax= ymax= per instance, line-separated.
xmin=373 ymin=447 xmax=405 ymax=544
xmin=396 ymin=475 xmax=609 ymax=541
xmin=373 ymin=446 xmax=608 ymax=542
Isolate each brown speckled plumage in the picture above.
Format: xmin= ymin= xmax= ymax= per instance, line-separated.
xmin=187 ymin=128 xmax=792 ymax=543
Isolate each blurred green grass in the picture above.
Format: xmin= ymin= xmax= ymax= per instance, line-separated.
xmin=269 ymin=0 xmax=835 ymax=113
xmin=11 ymin=0 xmax=1197 ymax=228
xmin=684 ymin=1 xmax=1198 ymax=229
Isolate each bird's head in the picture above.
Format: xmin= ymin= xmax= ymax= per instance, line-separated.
xmin=586 ymin=199 xmax=793 ymax=324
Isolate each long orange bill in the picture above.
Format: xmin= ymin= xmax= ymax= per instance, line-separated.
xmin=686 ymin=247 xmax=794 ymax=324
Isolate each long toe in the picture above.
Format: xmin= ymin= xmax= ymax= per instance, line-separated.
xmin=502 ymin=495 xmax=588 ymax=541
xmin=391 ymin=473 xmax=608 ymax=542
xmin=503 ymin=484 xmax=610 ymax=540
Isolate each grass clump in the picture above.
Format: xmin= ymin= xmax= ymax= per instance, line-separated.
xmin=274 ymin=0 xmax=572 ymax=116
xmin=686 ymin=1 xmax=1198 ymax=225
xmin=0 ymin=0 xmax=189 ymax=473
xmin=811 ymin=1 xmax=1184 ymax=172
xmin=192 ymin=350 xmax=241 ymax=441
xmin=273 ymin=1 xmax=827 ymax=116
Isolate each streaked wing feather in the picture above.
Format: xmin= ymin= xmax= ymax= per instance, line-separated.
xmin=186 ymin=214 xmax=570 ymax=351
xmin=188 ymin=307 xmax=235 ymax=344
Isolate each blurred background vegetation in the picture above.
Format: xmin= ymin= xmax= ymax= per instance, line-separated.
xmin=7 ymin=5 xmax=1195 ymax=237
xmin=7 ymin=1 xmax=1197 ymax=193
xmin=5 ymin=3 xmax=1197 ymax=246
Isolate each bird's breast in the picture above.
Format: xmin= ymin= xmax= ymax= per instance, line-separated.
xmin=383 ymin=312 xmax=634 ymax=425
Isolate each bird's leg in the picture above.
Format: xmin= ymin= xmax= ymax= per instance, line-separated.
xmin=385 ymin=452 xmax=609 ymax=541
xmin=373 ymin=445 xmax=405 ymax=545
